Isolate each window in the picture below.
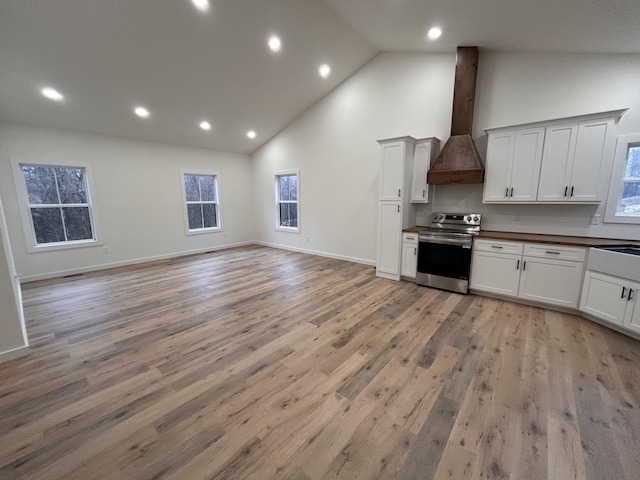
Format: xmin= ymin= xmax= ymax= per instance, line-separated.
xmin=605 ymin=134 xmax=640 ymax=224
xmin=182 ymin=173 xmax=221 ymax=233
xmin=275 ymin=170 xmax=299 ymax=232
xmin=15 ymin=163 xmax=97 ymax=249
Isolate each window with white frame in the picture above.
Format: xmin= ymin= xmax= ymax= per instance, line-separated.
xmin=275 ymin=171 xmax=299 ymax=232
xmin=605 ymin=134 xmax=640 ymax=224
xmin=182 ymin=173 xmax=221 ymax=232
xmin=16 ymin=163 xmax=97 ymax=248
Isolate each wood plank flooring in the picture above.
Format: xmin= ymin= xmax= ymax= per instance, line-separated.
xmin=1 ymin=245 xmax=640 ymax=479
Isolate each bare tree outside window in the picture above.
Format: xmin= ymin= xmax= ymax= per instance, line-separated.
xmin=276 ymin=173 xmax=298 ymax=229
xmin=184 ymin=174 xmax=220 ymax=230
xmin=21 ymin=165 xmax=94 ymax=245
xmin=621 ymin=146 xmax=640 ymax=214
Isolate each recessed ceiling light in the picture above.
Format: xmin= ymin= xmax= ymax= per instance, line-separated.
xmin=191 ymin=0 xmax=210 ymax=12
xmin=319 ymin=64 xmax=331 ymax=78
xmin=41 ymin=87 xmax=64 ymax=101
xmin=427 ymin=27 xmax=442 ymax=40
xmin=134 ymin=106 xmax=150 ymax=118
xmin=200 ymin=121 xmax=211 ymax=131
xmin=247 ymin=130 xmax=256 ymax=139
xmin=268 ymin=36 xmax=281 ymax=52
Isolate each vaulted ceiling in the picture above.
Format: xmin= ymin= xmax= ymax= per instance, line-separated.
xmin=1 ymin=0 xmax=638 ymax=155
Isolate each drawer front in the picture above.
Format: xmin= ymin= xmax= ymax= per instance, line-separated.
xmin=524 ymin=243 xmax=586 ymax=262
xmin=474 ymin=239 xmax=523 ymax=255
xmin=403 ymin=233 xmax=419 ymax=244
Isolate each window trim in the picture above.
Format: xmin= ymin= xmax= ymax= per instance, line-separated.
xmin=274 ymin=169 xmax=300 ymax=233
xmin=180 ymin=170 xmax=223 ymax=235
xmin=604 ymin=133 xmax=640 ymax=224
xmin=11 ymin=158 xmax=101 ymax=252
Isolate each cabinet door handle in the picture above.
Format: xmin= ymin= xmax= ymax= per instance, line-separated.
xmin=491 ymin=245 xmax=503 ymax=249
xmin=570 ymin=186 xmax=574 ymax=197
xmin=564 ymin=186 xmax=568 ymax=197
xmin=422 ymin=189 xmax=425 ymax=198
xmin=516 ymin=259 xmax=520 ymax=270
xmin=510 ymin=187 xmax=514 ymax=197
xmin=397 ymin=205 xmax=400 ymax=213
xmin=414 ymin=247 xmax=417 ymax=256
xmin=629 ymin=288 xmax=634 ymax=301
xmin=522 ymin=260 xmax=526 ymax=271
xmin=622 ymin=286 xmax=627 ymax=299
xmin=545 ymin=251 xmax=561 ymax=255
xmin=505 ymin=188 xmax=509 ymax=198
xmin=398 ymin=189 xmax=401 ymax=197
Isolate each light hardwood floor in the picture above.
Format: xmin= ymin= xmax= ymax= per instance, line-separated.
xmin=1 ymin=245 xmax=640 ymax=479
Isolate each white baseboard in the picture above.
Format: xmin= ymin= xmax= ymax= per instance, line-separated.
xmin=0 ymin=345 xmax=29 ymax=364
xmin=19 ymin=241 xmax=254 ymax=283
xmin=255 ymin=241 xmax=375 ymax=267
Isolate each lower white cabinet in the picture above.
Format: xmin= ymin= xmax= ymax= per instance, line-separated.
xmin=580 ymin=271 xmax=640 ymax=334
xmin=400 ymin=233 xmax=418 ymax=278
xmin=376 ymin=202 xmax=403 ymax=279
xmin=471 ymin=240 xmax=586 ymax=308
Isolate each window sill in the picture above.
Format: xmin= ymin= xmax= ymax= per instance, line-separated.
xmin=185 ymin=227 xmax=223 ymax=236
xmin=27 ymin=238 xmax=101 ymax=253
xmin=275 ymin=226 xmax=300 ymax=234
xmin=603 ymin=214 xmax=640 ymax=225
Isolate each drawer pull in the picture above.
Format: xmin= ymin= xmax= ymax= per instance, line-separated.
xmin=491 ymin=245 xmax=503 ymax=249
xmin=405 ymin=236 xmax=415 ymax=240
xmin=545 ymin=251 xmax=561 ymax=255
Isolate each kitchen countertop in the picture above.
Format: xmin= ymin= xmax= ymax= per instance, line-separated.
xmin=403 ymin=227 xmax=640 ymax=247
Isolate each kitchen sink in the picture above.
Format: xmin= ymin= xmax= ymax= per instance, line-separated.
xmin=588 ymin=245 xmax=640 ymax=282
xmin=596 ymin=245 xmax=640 ymax=256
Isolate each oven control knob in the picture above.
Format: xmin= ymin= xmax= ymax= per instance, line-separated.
xmin=433 ymin=214 xmax=438 ymax=220
xmin=466 ymin=215 xmax=472 ymax=222
xmin=473 ymin=216 xmax=479 ymax=222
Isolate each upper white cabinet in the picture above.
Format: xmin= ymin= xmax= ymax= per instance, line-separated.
xmin=484 ymin=128 xmax=545 ymax=202
xmin=379 ymin=139 xmax=413 ymax=201
xmin=537 ymin=118 xmax=615 ymax=202
xmin=483 ymin=110 xmax=625 ymax=204
xmin=410 ymin=137 xmax=440 ymax=203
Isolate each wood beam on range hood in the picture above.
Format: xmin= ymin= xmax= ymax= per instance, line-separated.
xmin=451 ymin=46 xmax=479 ymax=136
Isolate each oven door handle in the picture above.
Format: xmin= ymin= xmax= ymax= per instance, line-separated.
xmin=419 ymin=235 xmax=472 ymax=247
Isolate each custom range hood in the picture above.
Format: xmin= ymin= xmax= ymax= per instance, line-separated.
xmin=427 ymin=46 xmax=485 ymax=184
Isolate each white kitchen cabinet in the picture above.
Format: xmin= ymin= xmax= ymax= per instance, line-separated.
xmin=483 ymin=127 xmax=545 ymax=202
xmin=537 ymin=117 xmax=615 ymax=202
xmin=410 ymin=137 xmax=440 ymax=203
xmin=470 ymin=249 xmax=521 ymax=296
xmin=377 ymin=202 xmax=403 ymax=278
xmin=580 ymin=271 xmax=640 ymax=332
xmin=483 ymin=110 xmax=624 ymax=204
xmin=401 ymin=233 xmax=418 ymax=278
xmin=518 ymin=256 xmax=584 ymax=308
xmin=376 ymin=137 xmax=416 ymax=280
xmin=471 ymin=240 xmax=585 ymax=308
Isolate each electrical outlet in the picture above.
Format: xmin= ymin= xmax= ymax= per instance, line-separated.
xmin=103 ymin=247 xmax=109 ymax=254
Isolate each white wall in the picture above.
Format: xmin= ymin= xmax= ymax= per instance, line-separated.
xmin=0 ymin=123 xmax=254 ymax=280
xmin=0 ymin=194 xmax=28 ymax=362
xmin=252 ymin=52 xmax=640 ymax=265
xmin=251 ymin=53 xmax=457 ymax=264
xmin=433 ymin=52 xmax=640 ymax=239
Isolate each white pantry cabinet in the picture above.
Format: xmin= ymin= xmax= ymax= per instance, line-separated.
xmin=410 ymin=137 xmax=440 ymax=204
xmin=537 ymin=117 xmax=616 ymax=202
xmin=471 ymin=240 xmax=586 ymax=308
xmin=483 ymin=110 xmax=624 ymax=204
xmin=400 ymin=232 xmax=418 ymax=279
xmin=376 ymin=137 xmax=416 ymax=280
xmin=580 ymin=271 xmax=640 ymax=334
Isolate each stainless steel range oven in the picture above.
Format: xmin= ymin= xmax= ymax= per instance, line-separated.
xmin=416 ymin=213 xmax=481 ymax=294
